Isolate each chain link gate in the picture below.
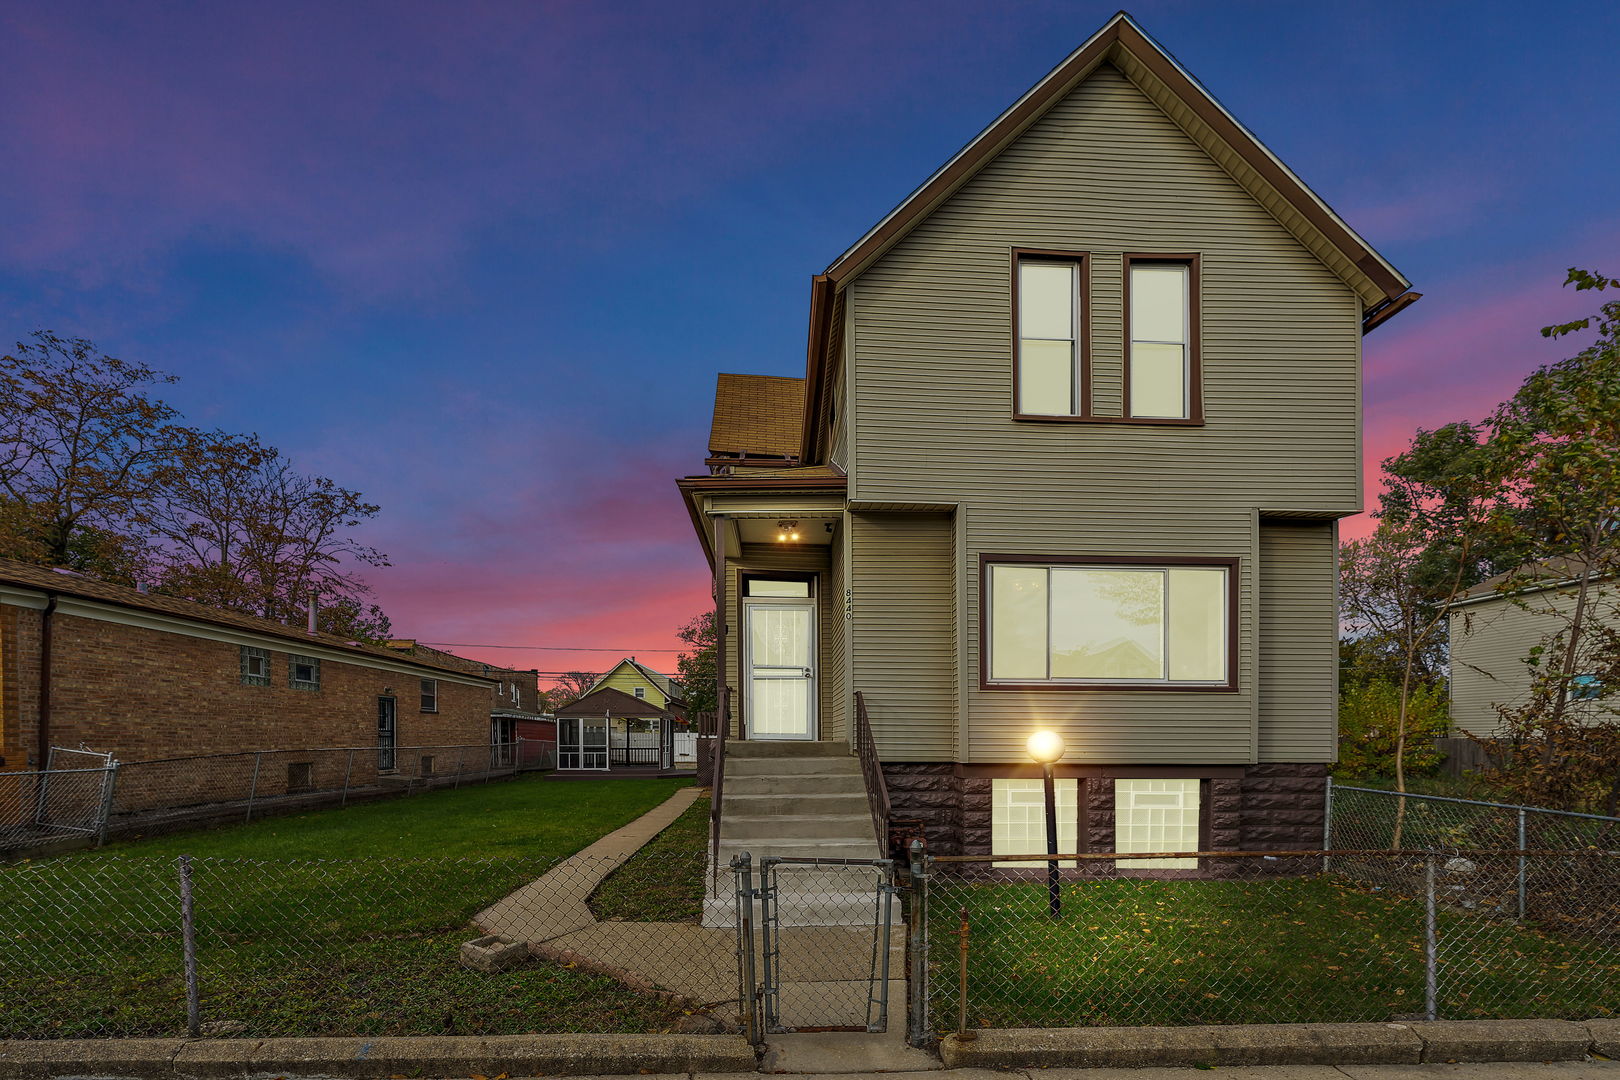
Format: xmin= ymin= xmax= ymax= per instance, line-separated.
xmin=732 ymin=854 xmax=900 ymax=1036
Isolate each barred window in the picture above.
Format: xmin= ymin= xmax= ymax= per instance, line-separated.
xmin=289 ymin=655 xmax=321 ymax=691
xmin=240 ymin=646 xmax=271 ymax=687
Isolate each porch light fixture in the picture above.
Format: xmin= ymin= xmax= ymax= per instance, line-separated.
xmin=1026 ymin=729 xmax=1066 ymax=919
xmin=777 ymin=519 xmax=801 ymax=542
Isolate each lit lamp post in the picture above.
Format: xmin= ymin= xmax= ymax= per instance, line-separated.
xmin=1026 ymin=729 xmax=1066 ymax=919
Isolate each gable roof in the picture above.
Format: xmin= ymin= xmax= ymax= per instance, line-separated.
xmin=588 ymin=657 xmax=685 ymax=703
xmin=709 ymin=373 xmax=805 ymax=459
xmin=553 ymin=684 xmax=682 ymax=719
xmin=1449 ymin=558 xmax=1612 ymax=609
xmin=799 ymin=10 xmax=1419 ymax=462
xmin=0 ymin=558 xmax=493 ymax=681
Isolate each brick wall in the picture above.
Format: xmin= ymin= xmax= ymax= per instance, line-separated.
xmin=884 ymin=761 xmax=1329 ymax=867
xmin=4 ymin=606 xmax=491 ymax=771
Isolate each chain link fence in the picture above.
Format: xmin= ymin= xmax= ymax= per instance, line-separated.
xmin=1 ymin=740 xmax=556 ymax=856
xmin=0 ymin=848 xmax=739 ymax=1039
xmin=1328 ymin=782 xmax=1620 ymax=852
xmin=916 ymin=849 xmax=1618 ymax=1041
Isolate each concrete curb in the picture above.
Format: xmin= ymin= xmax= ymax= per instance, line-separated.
xmin=939 ymin=1019 xmax=1606 ymax=1070
xmin=0 ymin=1034 xmax=757 ymax=1080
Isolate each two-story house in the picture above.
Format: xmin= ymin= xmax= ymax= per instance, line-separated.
xmin=677 ymin=12 xmax=1417 ymax=867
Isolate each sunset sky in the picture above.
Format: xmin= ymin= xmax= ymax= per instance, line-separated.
xmin=3 ymin=1 xmax=1615 ymax=688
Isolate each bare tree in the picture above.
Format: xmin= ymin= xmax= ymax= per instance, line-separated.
xmin=546 ymin=671 xmax=600 ymax=708
xmin=149 ymin=429 xmax=390 ymax=628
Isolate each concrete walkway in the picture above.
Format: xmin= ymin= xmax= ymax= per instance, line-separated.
xmin=476 ymin=785 xmax=703 ymax=941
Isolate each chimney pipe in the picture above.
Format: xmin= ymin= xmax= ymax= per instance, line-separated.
xmin=307 ymin=597 xmax=317 ymax=635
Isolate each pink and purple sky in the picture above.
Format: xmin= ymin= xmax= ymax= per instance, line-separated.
xmin=3 ymin=1 xmax=1615 ymax=688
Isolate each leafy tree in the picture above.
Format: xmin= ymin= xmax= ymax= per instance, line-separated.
xmin=1341 ymin=422 xmax=1505 ymax=843
xmin=1472 ymin=268 xmax=1620 ymax=812
xmin=674 ymin=610 xmax=718 ymax=714
xmin=314 ymin=596 xmax=395 ymax=644
xmin=1334 ymin=678 xmax=1448 ymax=782
xmin=0 ymin=333 xmax=179 ymax=577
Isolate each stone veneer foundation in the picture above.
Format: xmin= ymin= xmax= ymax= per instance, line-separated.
xmin=883 ymin=762 xmax=1328 ymax=863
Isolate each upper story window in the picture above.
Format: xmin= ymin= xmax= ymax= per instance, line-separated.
xmin=1126 ymin=256 xmax=1201 ymax=422
xmin=633 ymin=686 xmax=646 ymax=699
xmin=240 ymin=646 xmax=271 ymax=687
xmin=289 ymin=655 xmax=321 ymax=691
xmin=1013 ymin=252 xmax=1087 ymax=418
xmin=983 ymin=556 xmax=1233 ymax=689
xmin=420 ymin=678 xmax=438 ymax=712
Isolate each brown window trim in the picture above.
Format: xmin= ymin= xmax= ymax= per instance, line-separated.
xmin=1123 ymin=253 xmax=1203 ymax=425
xmin=1010 ymin=248 xmax=1092 ymax=420
xmin=978 ymin=553 xmax=1239 ymax=692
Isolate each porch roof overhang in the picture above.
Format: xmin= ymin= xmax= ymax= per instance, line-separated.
xmin=675 ymin=472 xmax=847 ymax=568
xmin=554 ymin=685 xmax=680 ymax=719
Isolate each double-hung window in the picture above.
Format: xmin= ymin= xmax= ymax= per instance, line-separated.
xmin=1014 ymin=253 xmax=1086 ymax=417
xmin=1127 ymin=256 xmax=1199 ymax=421
xmin=985 ymin=557 xmax=1233 ymax=688
xmin=420 ymin=678 xmax=438 ymax=712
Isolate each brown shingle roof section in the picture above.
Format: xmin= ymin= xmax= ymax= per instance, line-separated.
xmin=708 ymin=373 xmax=805 ymax=459
xmin=0 ymin=558 xmax=493 ymax=681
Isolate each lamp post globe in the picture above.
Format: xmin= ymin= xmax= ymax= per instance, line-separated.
xmin=1026 ymin=729 xmax=1065 ymax=765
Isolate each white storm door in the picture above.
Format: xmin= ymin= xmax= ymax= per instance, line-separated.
xmin=745 ymin=600 xmax=817 ymax=740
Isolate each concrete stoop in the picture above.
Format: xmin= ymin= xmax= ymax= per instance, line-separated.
xmin=706 ymin=741 xmax=885 ymax=931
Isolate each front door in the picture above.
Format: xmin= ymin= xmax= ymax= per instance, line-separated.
xmin=377 ymin=696 xmax=397 ymax=771
xmin=744 ymin=597 xmax=817 ymax=740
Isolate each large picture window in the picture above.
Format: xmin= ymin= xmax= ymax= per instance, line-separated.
xmin=984 ymin=557 xmax=1234 ymax=688
xmin=1126 ymin=256 xmax=1200 ymax=421
xmin=1014 ymin=252 xmax=1087 ymax=418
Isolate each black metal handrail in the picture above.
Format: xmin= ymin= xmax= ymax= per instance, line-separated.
xmin=708 ymin=687 xmax=729 ymax=870
xmin=854 ymin=691 xmax=891 ymax=853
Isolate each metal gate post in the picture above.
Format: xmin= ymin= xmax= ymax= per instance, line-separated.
xmin=96 ymin=761 xmax=120 ymax=847
xmin=244 ymin=752 xmax=264 ymax=823
xmin=454 ymin=748 xmax=467 ymax=789
xmin=1322 ymin=776 xmax=1334 ymax=873
xmin=907 ymin=841 xmax=930 ymax=1047
xmin=178 ymin=855 xmax=201 ymax=1037
xmin=867 ymin=861 xmax=896 ymax=1032
xmin=1424 ymin=854 xmax=1438 ymax=1022
xmin=732 ymin=853 xmax=761 ymax=1045
xmin=758 ymin=856 xmax=780 ymax=1033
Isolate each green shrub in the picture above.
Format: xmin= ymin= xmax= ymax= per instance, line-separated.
xmin=1334 ymin=679 xmax=1449 ymax=781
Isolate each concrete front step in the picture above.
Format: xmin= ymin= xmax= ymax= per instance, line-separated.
xmin=725 ymin=772 xmax=865 ymax=796
xmin=724 ymin=756 xmax=859 ymax=776
xmin=725 ymin=812 xmax=875 ymax=842
xmin=726 ymin=740 xmax=851 ymax=759
xmin=723 ymin=791 xmax=869 ymax=815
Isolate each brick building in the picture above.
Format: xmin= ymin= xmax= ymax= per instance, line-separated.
xmin=0 ymin=558 xmax=497 ymax=774
xmin=380 ymin=640 xmax=555 ymax=763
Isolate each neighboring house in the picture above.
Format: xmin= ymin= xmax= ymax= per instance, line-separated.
xmin=0 ymin=559 xmax=497 ymax=776
xmin=382 ymin=640 xmax=554 ymax=764
xmin=588 ymin=657 xmax=688 ymax=711
xmin=676 ymin=12 xmax=1418 ymax=867
xmin=1447 ymin=562 xmax=1618 ymax=737
xmin=553 ymin=684 xmax=690 ymax=774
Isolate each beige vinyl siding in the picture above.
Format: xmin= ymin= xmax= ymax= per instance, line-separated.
xmin=846 ymin=62 xmax=1360 ymax=764
xmin=1449 ymin=585 xmax=1619 ymax=737
xmin=1258 ymin=520 xmax=1338 ymax=762
xmin=720 ymin=543 xmax=831 ymax=740
xmin=850 ymin=511 xmax=957 ymax=760
xmin=820 ymin=519 xmax=850 ymax=743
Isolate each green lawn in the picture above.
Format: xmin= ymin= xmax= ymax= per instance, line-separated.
xmin=930 ymin=872 xmax=1620 ymax=1031
xmin=108 ymin=773 xmax=694 ymax=859
xmin=1 ymin=776 xmax=702 ymax=1038
xmin=590 ymin=795 xmax=710 ymax=922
